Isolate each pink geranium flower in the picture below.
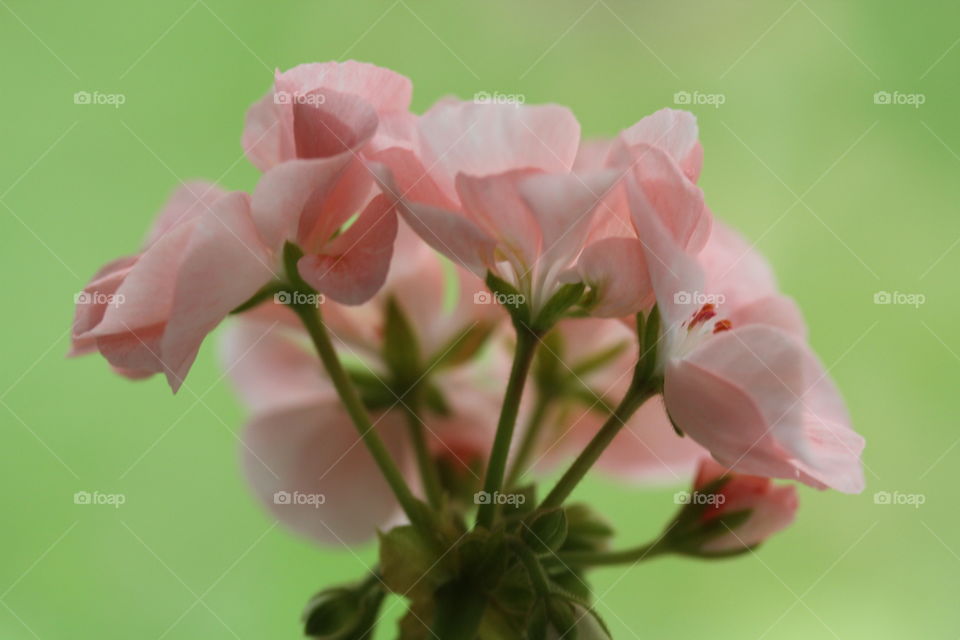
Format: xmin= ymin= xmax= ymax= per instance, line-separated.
xmin=244 ymin=62 xmax=408 ymax=304
xmin=378 ymin=99 xmax=638 ymax=316
xmin=627 ymin=158 xmax=865 ymax=493
xmin=70 ymin=182 xmax=275 ymax=391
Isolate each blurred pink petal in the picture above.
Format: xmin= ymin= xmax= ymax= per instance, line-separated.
xmin=242 ymin=402 xmax=409 ymax=545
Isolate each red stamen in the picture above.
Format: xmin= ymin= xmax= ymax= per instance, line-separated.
xmin=689 ymin=304 xmax=717 ymax=328
xmin=713 ymin=319 xmax=733 ymax=334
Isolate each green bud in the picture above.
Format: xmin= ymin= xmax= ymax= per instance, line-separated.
xmin=523 ymin=508 xmax=569 ymax=553
xmin=303 ymin=580 xmax=385 ymax=640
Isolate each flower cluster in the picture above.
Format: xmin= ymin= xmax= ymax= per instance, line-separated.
xmin=70 ymin=61 xmax=865 ymax=639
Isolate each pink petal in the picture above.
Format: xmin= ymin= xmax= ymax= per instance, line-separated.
xmin=625 ymin=161 xmax=706 ymax=327
xmin=159 ymin=192 xmax=276 ymax=390
xmin=242 ymin=403 xmax=409 ymax=545
xmin=70 ymin=255 xmax=138 ymax=356
xmin=623 ymin=142 xmax=711 ymax=254
xmin=397 ymin=199 xmax=497 ymax=277
xmin=297 ymin=194 xmax=398 ymax=305
xmin=516 ymin=170 xmax=620 ymax=271
xmin=726 ymin=294 xmax=807 ymax=338
xmin=417 ymin=100 xmax=581 ymax=199
xmin=146 ymin=181 xmax=228 ymax=247
xmin=620 ymin=108 xmax=703 ymax=182
xmin=291 ymin=88 xmax=378 ymax=160
xmin=250 ymin=156 xmax=355 ymax=249
xmin=242 ymin=90 xmax=285 ymax=172
xmin=277 ymin=61 xmax=413 ymax=114
xmin=243 ymin=61 xmax=413 ymax=171
xmin=455 ymin=170 xmax=543 ymax=271
xmin=576 ymin=237 xmax=653 ymax=318
xmin=665 ymin=325 xmax=864 ymax=493
xmin=221 ymin=318 xmax=330 ymax=414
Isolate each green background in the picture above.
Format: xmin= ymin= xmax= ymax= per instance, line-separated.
xmin=1 ymin=0 xmax=956 ymax=637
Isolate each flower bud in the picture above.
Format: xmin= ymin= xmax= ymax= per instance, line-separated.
xmin=523 ymin=508 xmax=569 ymax=553
xmin=303 ymin=582 xmax=383 ymax=639
xmin=671 ymin=459 xmax=798 ymax=556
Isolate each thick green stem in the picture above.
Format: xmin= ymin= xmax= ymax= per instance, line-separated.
xmin=292 ymin=304 xmax=426 ymax=530
xmin=476 ymin=327 xmax=539 ymax=529
xmin=539 ymin=384 xmax=655 ymax=510
xmin=559 ymin=540 xmax=667 ymax=567
xmin=402 ymin=403 xmax=443 ymax=509
xmin=506 ymin=392 xmax=551 ymax=489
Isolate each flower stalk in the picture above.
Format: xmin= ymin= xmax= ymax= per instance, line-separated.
xmin=476 ymin=324 xmax=539 ymax=528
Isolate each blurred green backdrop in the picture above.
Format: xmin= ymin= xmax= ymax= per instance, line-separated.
xmin=2 ymin=0 xmax=957 ymax=637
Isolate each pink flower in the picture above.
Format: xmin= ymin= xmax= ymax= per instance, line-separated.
xmin=627 ymin=158 xmax=866 ymax=493
xmin=523 ymin=317 xmax=706 ymax=484
xmin=244 ymin=62 xmax=409 ymax=305
xmin=571 ymin=110 xmax=712 ymax=318
xmin=689 ymin=458 xmax=798 ymax=553
xmin=70 ymin=182 xmax=274 ymax=391
xmin=379 ymin=99 xmax=635 ymax=316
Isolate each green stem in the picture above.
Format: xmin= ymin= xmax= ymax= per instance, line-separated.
xmin=476 ymin=326 xmax=539 ymax=529
xmin=558 ymin=540 xmax=667 ymax=567
xmin=539 ymin=383 xmax=656 ymax=511
xmin=402 ymin=402 xmax=443 ymax=509
xmin=506 ymin=392 xmax=551 ymax=489
xmin=291 ymin=304 xmax=426 ymax=531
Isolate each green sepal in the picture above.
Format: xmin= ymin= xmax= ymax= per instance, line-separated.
xmin=430 ymin=322 xmax=497 ymax=369
xmin=378 ymin=525 xmax=448 ymax=601
xmin=546 ymin=598 xmax=578 ymax=640
xmin=486 ymin=272 xmax=531 ymax=326
xmin=230 ymin=281 xmax=284 ymax=314
xmin=570 ymin=339 xmax=631 ymax=378
xmin=637 ymin=306 xmax=661 ymax=381
xmin=303 ymin=578 xmax=385 ymax=640
xmin=533 ymin=282 xmax=586 ymax=332
xmin=561 ymin=504 xmax=615 ymax=553
xmin=523 ymin=508 xmax=568 ymax=554
xmin=383 ymin=296 xmax=421 ymax=385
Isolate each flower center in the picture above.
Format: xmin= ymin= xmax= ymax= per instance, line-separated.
xmin=673 ymin=303 xmax=733 ymax=359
